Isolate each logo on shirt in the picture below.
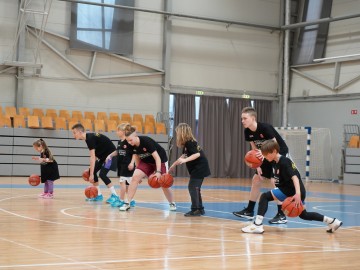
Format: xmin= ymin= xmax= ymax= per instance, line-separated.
xmin=123 ymin=145 xmax=127 ymax=149
xmin=143 ymin=148 xmax=147 ymax=152
xmin=260 ymin=134 xmax=264 ymax=139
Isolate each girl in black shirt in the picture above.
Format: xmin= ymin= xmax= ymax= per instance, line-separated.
xmin=32 ymin=139 xmax=60 ymax=199
xmin=242 ymin=140 xmax=342 ymax=234
xmin=169 ymin=123 xmax=211 ymax=216
xmin=119 ymin=124 xmax=176 ymax=211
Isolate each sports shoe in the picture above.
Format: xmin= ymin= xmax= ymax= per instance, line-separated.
xmin=106 ymin=194 xmax=119 ymax=204
xmin=111 ymin=199 xmax=124 ymax=208
xmin=130 ymin=200 xmax=136 ymax=207
xmin=241 ymin=223 xmax=264 ymax=234
xmin=268 ymin=212 xmax=287 ymax=224
xmin=43 ymin=193 xmax=53 ymax=199
xmin=184 ymin=210 xmax=202 ymax=217
xmin=38 ymin=192 xmax=47 ymax=198
xmin=119 ymin=203 xmax=130 ymax=211
xmin=233 ymin=208 xmax=254 ymax=219
xmin=169 ymin=203 xmax=177 ymax=211
xmin=326 ymin=218 xmax=343 ymax=233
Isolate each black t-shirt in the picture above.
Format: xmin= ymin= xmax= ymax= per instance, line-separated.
xmin=273 ymin=156 xmax=306 ymax=200
xmin=132 ymin=136 xmax=168 ymax=164
xmin=183 ymin=140 xmax=211 ymax=178
xmin=244 ymin=122 xmax=288 ymax=155
xmin=85 ymin=133 xmax=116 ymax=161
xmin=117 ymin=139 xmax=134 ymax=177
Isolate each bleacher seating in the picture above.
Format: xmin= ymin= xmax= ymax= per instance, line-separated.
xmin=41 ymin=116 xmax=54 ymax=129
xmin=32 ymin=108 xmax=44 ymax=117
xmin=13 ymin=115 xmax=26 ymax=128
xmin=5 ymin=106 xmax=17 ymax=117
xmin=27 ymin=115 xmax=40 ymax=128
xmin=55 ymin=117 xmax=67 ymax=130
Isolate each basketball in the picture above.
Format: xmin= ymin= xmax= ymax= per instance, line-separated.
xmin=82 ymin=169 xmax=90 ymax=181
xmin=148 ymin=174 xmax=161 ymax=188
xmin=158 ymin=173 xmax=174 ymax=188
xmin=28 ymin=174 xmax=41 ymax=186
xmin=281 ymin=197 xmax=304 ymax=217
xmin=84 ymin=186 xmax=98 ymax=199
xmin=244 ymin=150 xmax=263 ymax=169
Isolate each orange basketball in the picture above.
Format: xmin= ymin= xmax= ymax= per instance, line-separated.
xmin=84 ymin=186 xmax=98 ymax=199
xmin=244 ymin=150 xmax=263 ymax=169
xmin=158 ymin=173 xmax=174 ymax=188
xmin=148 ymin=174 xmax=161 ymax=188
xmin=28 ymin=174 xmax=41 ymax=186
xmin=281 ymin=197 xmax=304 ymax=217
xmin=82 ymin=169 xmax=90 ymax=181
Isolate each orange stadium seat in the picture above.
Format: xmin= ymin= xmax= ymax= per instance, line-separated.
xmin=0 ymin=116 xmax=12 ymax=128
xmin=41 ymin=116 xmax=54 ymax=129
xmin=46 ymin=109 xmax=58 ymax=118
xmin=155 ymin=122 xmax=167 ymax=135
xmin=18 ymin=107 xmax=31 ymax=117
xmin=121 ymin=113 xmax=132 ymax=123
xmin=84 ymin=111 xmax=96 ymax=121
xmin=13 ymin=115 xmax=26 ymax=128
xmin=132 ymin=121 xmax=143 ymax=133
xmin=59 ymin=110 xmax=71 ymax=120
xmin=97 ymin=112 xmax=108 ymax=121
xmin=81 ymin=118 xmax=93 ymax=131
xmin=133 ymin=114 xmax=143 ymax=125
xmin=109 ymin=112 xmax=120 ymax=123
xmin=27 ymin=115 xmax=40 ymax=128
xmin=55 ymin=117 xmax=67 ymax=130
xmin=144 ymin=123 xmax=155 ymax=134
xmin=106 ymin=120 xmax=117 ymax=132
xmin=32 ymin=108 xmax=44 ymax=117
xmin=94 ymin=119 xmax=105 ymax=132
xmin=5 ymin=106 xmax=17 ymax=117
xmin=72 ymin=110 xmax=83 ymax=120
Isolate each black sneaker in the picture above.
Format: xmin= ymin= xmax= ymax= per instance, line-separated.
xmin=200 ymin=209 xmax=205 ymax=215
xmin=184 ymin=210 xmax=202 ymax=217
xmin=268 ymin=212 xmax=287 ymax=224
xmin=233 ymin=208 xmax=254 ymax=219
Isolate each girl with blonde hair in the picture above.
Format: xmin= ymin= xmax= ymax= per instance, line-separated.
xmin=169 ymin=123 xmax=211 ymax=216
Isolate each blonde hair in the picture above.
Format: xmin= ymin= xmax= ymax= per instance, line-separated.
xmin=117 ymin=122 xmax=129 ymax=131
xmin=124 ymin=123 xmax=137 ymax=137
xmin=175 ymin=123 xmax=196 ymax=147
xmin=33 ymin=138 xmax=54 ymax=160
xmin=241 ymin=106 xmax=257 ymax=120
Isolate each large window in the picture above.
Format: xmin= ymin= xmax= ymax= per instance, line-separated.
xmin=70 ymin=0 xmax=134 ymax=56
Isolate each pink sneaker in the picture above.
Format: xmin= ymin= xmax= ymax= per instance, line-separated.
xmin=43 ymin=193 xmax=54 ymax=199
xmin=38 ymin=193 xmax=47 ymax=198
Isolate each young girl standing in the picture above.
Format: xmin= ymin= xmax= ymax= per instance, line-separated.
xmin=32 ymin=139 xmax=60 ymax=198
xmin=169 ymin=123 xmax=211 ymax=216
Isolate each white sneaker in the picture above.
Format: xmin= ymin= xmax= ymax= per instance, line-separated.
xmin=326 ymin=218 xmax=342 ymax=233
xmin=119 ymin=203 xmax=130 ymax=211
xmin=241 ymin=223 xmax=264 ymax=234
xmin=38 ymin=193 xmax=47 ymax=198
xmin=169 ymin=203 xmax=177 ymax=211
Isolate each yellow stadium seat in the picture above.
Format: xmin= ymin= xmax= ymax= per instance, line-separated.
xmin=13 ymin=115 xmax=26 ymax=128
xmin=0 ymin=116 xmax=12 ymax=128
xmin=27 ymin=115 xmax=40 ymax=128
xmin=109 ymin=112 xmax=120 ymax=122
xmin=5 ymin=106 xmax=17 ymax=117
xmin=121 ymin=113 xmax=132 ymax=123
xmin=348 ymin=136 xmax=360 ymax=148
xmin=84 ymin=111 xmax=96 ymax=121
xmin=132 ymin=121 xmax=143 ymax=133
xmin=72 ymin=110 xmax=83 ymax=120
xmin=46 ymin=109 xmax=58 ymax=118
xmin=155 ymin=122 xmax=167 ymax=135
xmin=133 ymin=114 xmax=143 ymax=125
xmin=106 ymin=120 xmax=117 ymax=132
xmin=145 ymin=114 xmax=155 ymax=125
xmin=32 ymin=108 xmax=44 ymax=117
xmin=81 ymin=118 xmax=93 ymax=131
xmin=55 ymin=117 xmax=67 ymax=130
xmin=41 ymin=116 xmax=54 ymax=129
xmin=94 ymin=119 xmax=105 ymax=132
xmin=97 ymin=112 xmax=108 ymax=121
xmin=59 ymin=110 xmax=71 ymax=120
xmin=144 ymin=123 xmax=155 ymax=134
xmin=18 ymin=107 xmax=31 ymax=117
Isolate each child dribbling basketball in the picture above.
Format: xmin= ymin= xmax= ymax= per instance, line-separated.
xmin=241 ymin=140 xmax=342 ymax=234
xmin=169 ymin=123 xmax=211 ymax=216
xmin=32 ymin=139 xmax=60 ymax=199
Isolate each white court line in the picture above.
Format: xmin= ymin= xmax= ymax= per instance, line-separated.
xmin=0 ymin=248 xmax=357 ymax=269
xmin=312 ymin=205 xmax=360 ymax=215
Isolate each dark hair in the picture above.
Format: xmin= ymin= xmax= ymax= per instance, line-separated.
xmin=71 ymin=123 xmax=84 ymax=132
xmin=260 ymin=140 xmax=280 ymax=155
xmin=124 ymin=123 xmax=137 ymax=137
xmin=241 ymin=107 xmax=257 ymax=120
xmin=33 ymin=138 xmax=54 ymax=160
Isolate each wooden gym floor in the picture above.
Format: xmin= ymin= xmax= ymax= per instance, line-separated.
xmin=0 ymin=177 xmax=359 ymax=269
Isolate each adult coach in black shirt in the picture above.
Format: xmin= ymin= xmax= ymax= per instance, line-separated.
xmin=233 ymin=107 xmax=289 ymax=224
xmin=72 ymin=123 xmax=119 ymax=203
xmin=119 ymin=124 xmax=176 ymax=212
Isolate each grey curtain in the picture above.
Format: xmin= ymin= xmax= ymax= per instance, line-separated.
xmin=198 ymin=96 xmax=231 ymax=177
xmin=228 ymin=98 xmax=252 ymax=178
xmin=169 ymin=94 xmax=196 ymax=177
xmin=254 ymin=99 xmax=272 ymax=124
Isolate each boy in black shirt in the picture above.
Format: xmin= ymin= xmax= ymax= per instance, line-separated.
xmin=72 ymin=123 xmax=119 ymax=203
xmin=242 ymin=140 xmax=342 ymax=234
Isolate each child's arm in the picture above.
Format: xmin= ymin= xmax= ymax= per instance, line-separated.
xmin=106 ymin=150 xmax=118 ymax=162
xmin=291 ymin=175 xmax=302 ymax=206
xmin=178 ymin=153 xmax=200 ymax=164
xmin=168 ymin=154 xmax=185 ymax=173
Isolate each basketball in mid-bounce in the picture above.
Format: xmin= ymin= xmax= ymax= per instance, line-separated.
xmin=148 ymin=174 xmax=161 ymax=188
xmin=28 ymin=174 xmax=41 ymax=186
xmin=85 ymin=186 xmax=98 ymax=199
xmin=244 ymin=150 xmax=263 ymax=169
xmin=281 ymin=197 xmax=304 ymax=217
xmin=158 ymin=173 xmax=174 ymax=188
xmin=82 ymin=169 xmax=90 ymax=181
